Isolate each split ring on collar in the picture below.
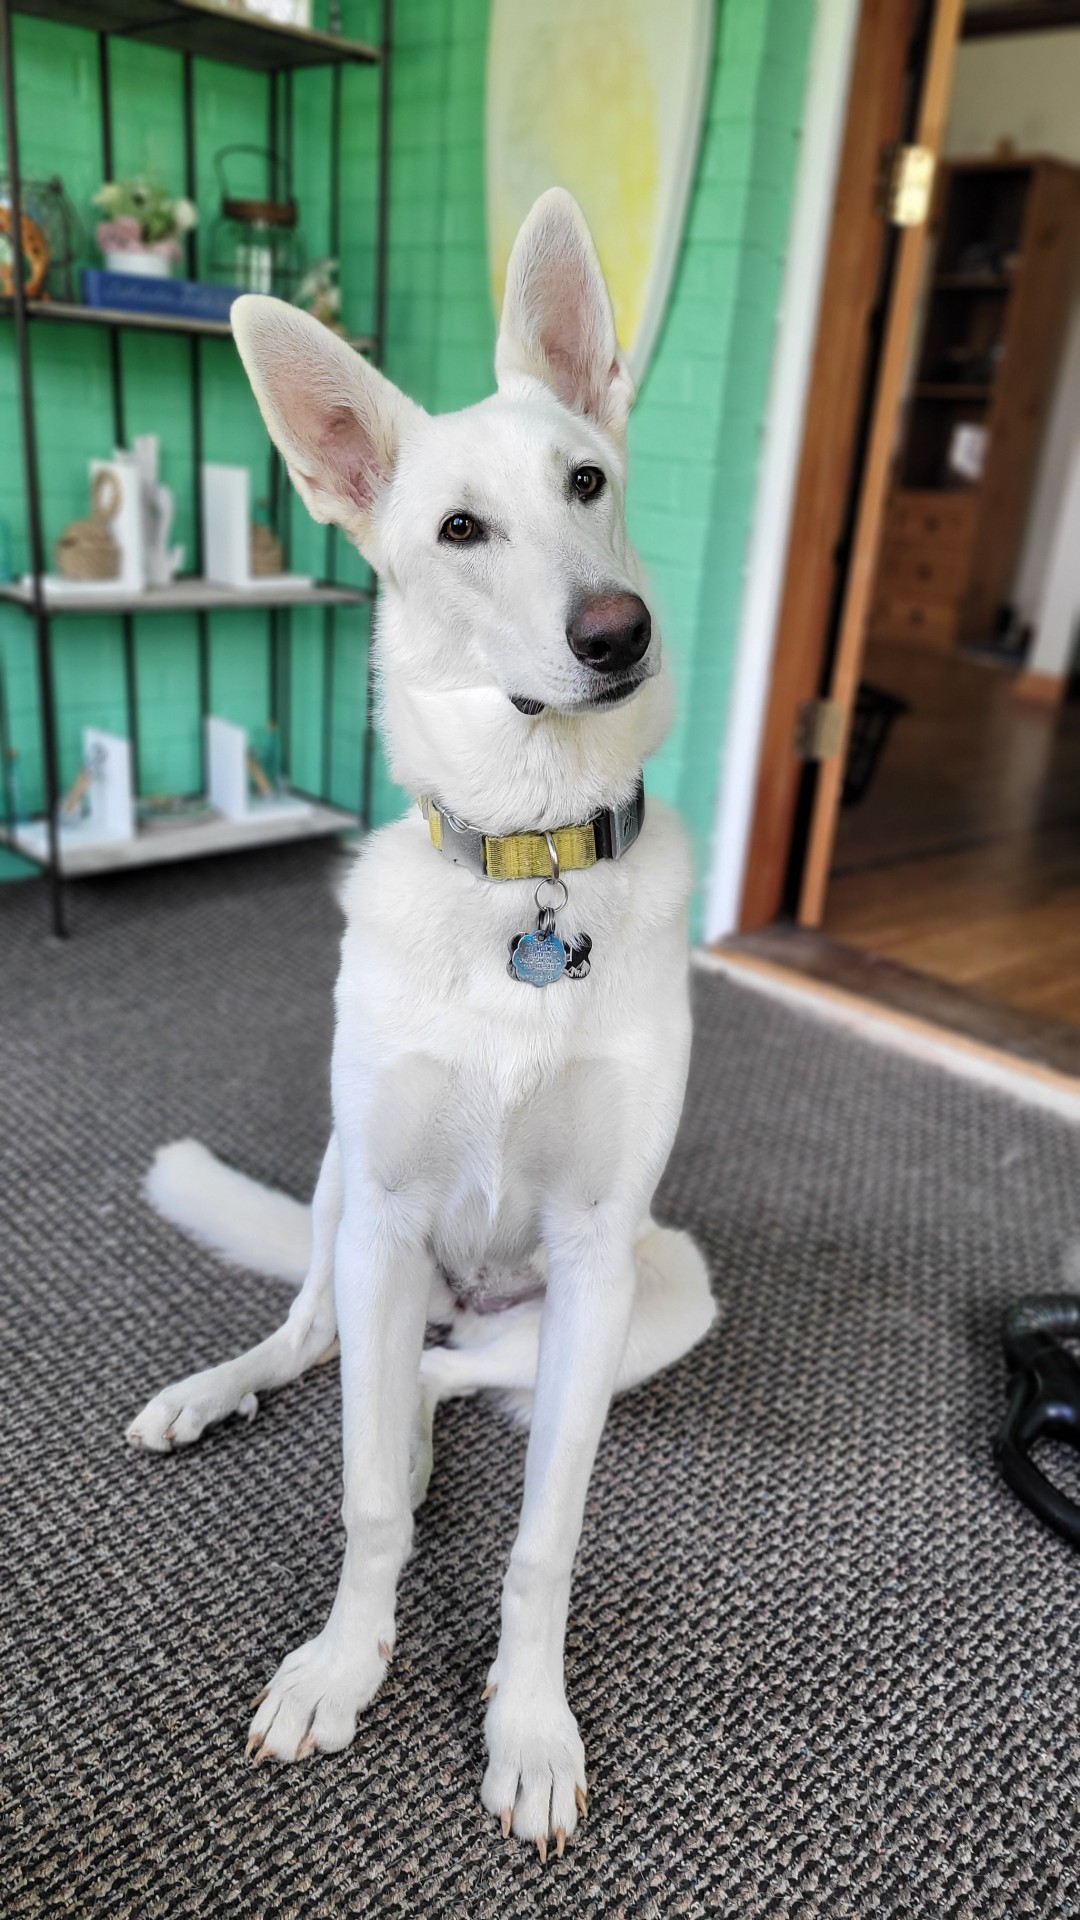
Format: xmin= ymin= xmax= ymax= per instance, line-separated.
xmin=535 ymin=876 xmax=568 ymax=914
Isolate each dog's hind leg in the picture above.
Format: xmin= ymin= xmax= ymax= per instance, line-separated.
xmin=615 ymin=1222 xmax=717 ymax=1392
xmin=126 ymin=1135 xmax=343 ymax=1453
xmin=410 ymin=1299 xmax=540 ymax=1507
xmin=412 ymin=1223 xmax=714 ymax=1497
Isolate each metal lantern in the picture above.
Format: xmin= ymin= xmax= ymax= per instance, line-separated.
xmin=208 ymin=145 xmax=303 ymax=299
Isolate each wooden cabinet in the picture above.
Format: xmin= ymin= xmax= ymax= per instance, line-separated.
xmin=869 ymin=157 xmax=1080 ymax=650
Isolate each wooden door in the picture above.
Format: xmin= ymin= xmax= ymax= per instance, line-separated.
xmin=738 ymin=0 xmax=965 ymax=932
xmin=796 ymin=0 xmax=964 ymax=924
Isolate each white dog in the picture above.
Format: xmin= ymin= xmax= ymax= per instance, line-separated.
xmin=127 ymin=189 xmax=715 ymax=1858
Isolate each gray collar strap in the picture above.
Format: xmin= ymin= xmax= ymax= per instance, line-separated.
xmin=419 ymin=775 xmax=645 ymax=881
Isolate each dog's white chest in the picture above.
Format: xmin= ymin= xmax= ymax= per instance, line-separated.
xmin=425 ymin=1075 xmax=563 ymax=1274
xmin=333 ymin=798 xmax=694 ymax=1282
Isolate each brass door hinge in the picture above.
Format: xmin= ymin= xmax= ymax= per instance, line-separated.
xmin=795 ymin=697 xmax=846 ymax=763
xmin=878 ymin=143 xmax=935 ymax=227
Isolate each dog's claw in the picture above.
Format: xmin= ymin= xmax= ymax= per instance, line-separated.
xmin=500 ymin=1807 xmax=513 ymax=1839
xmin=481 ymin=1682 xmax=497 ymax=1700
xmin=254 ymin=1742 xmax=275 ymax=1765
xmin=555 ymin=1828 xmax=566 ymax=1858
xmin=245 ymin=1733 xmax=261 ymax=1760
xmin=251 ymin=1687 xmax=269 ymax=1709
xmin=378 ymin=1639 xmax=393 ymax=1661
xmin=536 ymin=1837 xmax=547 ymax=1864
xmin=575 ymin=1785 xmax=588 ymax=1820
xmin=297 ymin=1733 xmax=317 ymax=1759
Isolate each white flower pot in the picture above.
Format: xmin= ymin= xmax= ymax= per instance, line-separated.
xmin=104 ymin=250 xmax=172 ymax=279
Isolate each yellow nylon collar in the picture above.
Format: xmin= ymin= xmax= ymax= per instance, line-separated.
xmin=418 ymin=779 xmax=645 ymax=882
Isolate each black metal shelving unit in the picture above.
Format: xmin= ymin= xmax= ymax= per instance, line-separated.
xmin=0 ymin=0 xmax=392 ymax=934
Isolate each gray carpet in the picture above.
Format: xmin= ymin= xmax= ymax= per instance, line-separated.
xmin=4 ymin=847 xmax=1080 ymax=1919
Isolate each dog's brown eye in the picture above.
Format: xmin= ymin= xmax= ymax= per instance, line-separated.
xmin=440 ymin=512 xmax=478 ymax=544
xmin=572 ymin=467 xmax=605 ymax=501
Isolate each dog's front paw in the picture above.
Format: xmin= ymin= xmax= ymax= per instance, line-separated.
xmin=245 ymin=1628 xmax=391 ymax=1763
xmin=481 ymin=1673 xmax=587 ymax=1858
xmin=125 ymin=1367 xmax=258 ymax=1452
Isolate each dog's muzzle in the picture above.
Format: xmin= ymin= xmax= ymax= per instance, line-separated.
xmin=510 ymin=671 xmax=651 ymax=718
xmin=567 ymin=592 xmax=652 ymax=676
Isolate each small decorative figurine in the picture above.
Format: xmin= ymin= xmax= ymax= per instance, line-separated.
xmin=55 ymin=471 xmax=121 ymax=581
xmin=0 ymin=205 xmax=50 ymax=297
xmin=90 ymin=452 xmax=146 ymax=591
xmin=250 ymin=510 xmax=284 ymax=576
xmin=0 ymin=175 xmax=82 ymax=299
xmin=250 ymin=720 xmax=283 ymax=795
xmin=133 ymin=435 xmax=184 ymax=587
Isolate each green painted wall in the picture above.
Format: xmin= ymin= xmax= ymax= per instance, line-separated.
xmin=381 ymin=0 xmax=814 ymax=897
xmin=0 ymin=0 xmax=813 ymax=897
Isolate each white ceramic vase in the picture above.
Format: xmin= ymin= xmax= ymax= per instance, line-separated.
xmin=104 ymin=250 xmax=171 ymax=279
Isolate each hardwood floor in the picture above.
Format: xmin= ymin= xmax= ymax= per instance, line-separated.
xmin=727 ymin=926 xmax=1080 ymax=1079
xmin=823 ymin=639 xmax=1080 ymax=1026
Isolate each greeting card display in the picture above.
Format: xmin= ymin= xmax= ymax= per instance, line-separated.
xmin=201 ymin=464 xmax=310 ymax=591
xmin=205 ymin=714 xmax=310 ymax=822
xmin=14 ymin=725 xmax=135 ymax=864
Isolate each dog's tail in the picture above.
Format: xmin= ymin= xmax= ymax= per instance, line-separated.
xmin=145 ymin=1139 xmax=312 ymax=1286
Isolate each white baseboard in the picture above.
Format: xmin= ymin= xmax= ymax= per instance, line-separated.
xmin=693 ymin=947 xmax=1080 ymax=1123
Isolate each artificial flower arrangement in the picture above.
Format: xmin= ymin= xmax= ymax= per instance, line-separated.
xmin=294 ymin=256 xmax=344 ymax=333
xmin=93 ymin=177 xmax=197 ymax=275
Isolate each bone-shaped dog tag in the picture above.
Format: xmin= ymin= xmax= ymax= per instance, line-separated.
xmin=508 ymin=906 xmax=566 ymax=986
xmin=508 ymin=907 xmax=592 ymax=986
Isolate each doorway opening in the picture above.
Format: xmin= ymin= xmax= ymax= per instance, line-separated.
xmin=740 ymin=0 xmax=1080 ymax=1065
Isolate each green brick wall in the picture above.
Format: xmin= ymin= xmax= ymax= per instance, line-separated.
xmin=0 ymin=0 xmax=813 ymax=897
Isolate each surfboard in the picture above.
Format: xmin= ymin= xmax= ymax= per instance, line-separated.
xmin=486 ymin=0 xmax=714 ymax=384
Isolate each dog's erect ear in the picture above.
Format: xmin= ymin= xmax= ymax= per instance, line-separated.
xmin=231 ymin=296 xmax=421 ymax=561
xmin=495 ymin=188 xmax=635 ymax=439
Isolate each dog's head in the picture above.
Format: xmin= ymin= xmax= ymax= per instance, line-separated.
xmin=233 ymin=190 xmax=670 ymax=825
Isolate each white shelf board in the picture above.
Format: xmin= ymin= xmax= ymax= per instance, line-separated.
xmin=0 ymin=577 xmax=370 ymax=614
xmin=9 ymin=1 xmax=380 ymax=72
xmin=0 ymin=295 xmax=379 ymax=351
xmin=7 ymin=297 xmax=236 ymax=339
xmin=12 ymin=800 xmax=359 ymax=876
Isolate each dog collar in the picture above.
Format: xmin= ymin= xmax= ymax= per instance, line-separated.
xmin=419 ymin=776 xmax=645 ymax=881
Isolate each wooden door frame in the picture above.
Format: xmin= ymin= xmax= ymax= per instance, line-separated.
xmin=737 ymin=0 xmax=963 ymax=932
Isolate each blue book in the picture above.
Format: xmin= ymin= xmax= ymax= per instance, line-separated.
xmin=80 ymin=270 xmax=243 ymax=325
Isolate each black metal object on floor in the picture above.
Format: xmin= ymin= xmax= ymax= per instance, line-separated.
xmin=997 ymin=1296 xmax=1080 ymax=1549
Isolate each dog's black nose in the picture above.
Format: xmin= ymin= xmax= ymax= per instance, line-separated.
xmin=567 ymin=593 xmax=652 ymax=674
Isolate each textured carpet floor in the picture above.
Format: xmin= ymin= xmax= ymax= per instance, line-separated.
xmin=4 ymin=847 xmax=1080 ymax=1918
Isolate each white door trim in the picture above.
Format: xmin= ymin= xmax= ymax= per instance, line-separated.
xmin=703 ymin=0 xmax=861 ymax=942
